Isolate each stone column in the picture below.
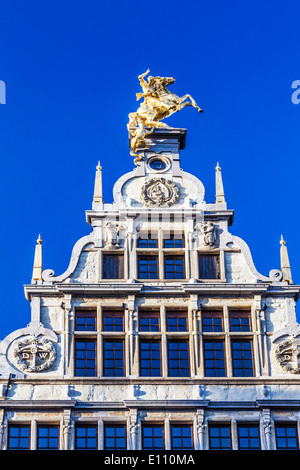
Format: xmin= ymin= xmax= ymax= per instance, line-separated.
xmin=63 ymin=409 xmax=72 ymax=450
xmin=263 ymin=409 xmax=272 ymax=450
xmin=196 ymin=409 xmax=206 ymax=450
xmin=129 ymin=409 xmax=138 ymax=450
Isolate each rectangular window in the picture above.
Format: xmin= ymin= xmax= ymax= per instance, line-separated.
xmin=163 ymin=234 xmax=185 ymax=248
xmin=103 ymin=311 xmax=124 ymax=332
xmin=37 ymin=425 xmax=59 ymax=450
xmin=102 ymin=254 xmax=124 ymax=279
xmin=232 ymin=340 xmax=254 ymax=377
xmin=167 ymin=312 xmax=188 ymax=332
xmin=75 ymin=424 xmax=98 ymax=450
xmin=230 ymin=311 xmax=251 ymax=332
xmin=8 ymin=425 xmax=30 ymax=450
xmin=75 ymin=310 xmax=96 ymax=332
xmin=139 ymin=312 xmax=160 ymax=332
xmin=168 ymin=340 xmax=190 ymax=377
xmin=204 ymin=340 xmax=226 ymax=377
xmin=103 ymin=340 xmax=125 ymax=377
xmin=138 ymin=255 xmax=158 ymax=279
xmin=75 ymin=339 xmax=96 ymax=377
xmin=275 ymin=424 xmax=298 ymax=450
xmin=164 ymin=256 xmax=185 ymax=279
xmin=142 ymin=424 xmax=164 ymax=450
xmin=198 ymin=254 xmax=220 ymax=279
xmin=140 ymin=340 xmax=161 ymax=377
xmin=171 ymin=424 xmax=193 ymax=450
xmin=209 ymin=424 xmax=232 ymax=450
xmin=202 ymin=312 xmax=223 ymax=332
xmin=137 ymin=237 xmax=158 ymax=248
xmin=104 ymin=424 xmax=127 ymax=450
xmin=237 ymin=424 xmax=260 ymax=450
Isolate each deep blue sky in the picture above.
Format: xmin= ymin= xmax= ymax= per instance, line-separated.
xmin=0 ymin=1 xmax=300 ymax=338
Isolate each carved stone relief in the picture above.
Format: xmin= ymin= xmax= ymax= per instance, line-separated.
xmin=275 ymin=337 xmax=300 ymax=374
xmin=195 ymin=221 xmax=217 ymax=247
xmin=13 ymin=334 xmax=56 ymax=373
xmin=140 ymin=177 xmax=179 ymax=207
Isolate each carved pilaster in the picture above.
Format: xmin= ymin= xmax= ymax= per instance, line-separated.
xmin=263 ymin=409 xmax=272 ymax=450
xmin=196 ymin=409 xmax=206 ymax=450
xmin=63 ymin=409 xmax=73 ymax=450
xmin=129 ymin=409 xmax=138 ymax=450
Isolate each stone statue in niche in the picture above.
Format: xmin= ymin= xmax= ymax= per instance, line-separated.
xmin=104 ymin=222 xmax=126 ymax=249
xmin=195 ymin=221 xmax=217 ymax=247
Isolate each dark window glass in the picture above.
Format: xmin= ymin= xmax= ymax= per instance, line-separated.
xmin=103 ymin=313 xmax=124 ymax=332
xmin=204 ymin=340 xmax=226 ymax=377
xmin=142 ymin=425 xmax=164 ymax=450
xmin=168 ymin=340 xmax=190 ymax=377
xmin=275 ymin=424 xmax=298 ymax=450
xmin=104 ymin=424 xmax=127 ymax=450
xmin=171 ymin=425 xmax=193 ymax=450
xmin=75 ymin=311 xmax=96 ymax=332
xmin=37 ymin=425 xmax=59 ymax=450
xmin=102 ymin=254 xmax=124 ymax=279
xmin=137 ymin=238 xmax=158 ymax=248
xmin=232 ymin=340 xmax=254 ymax=377
xmin=75 ymin=425 xmax=97 ymax=450
xmin=163 ymin=234 xmax=184 ymax=248
xmin=140 ymin=341 xmax=161 ymax=376
xmin=167 ymin=314 xmax=187 ymax=332
xmin=202 ymin=312 xmax=223 ymax=332
xmin=103 ymin=340 xmax=125 ymax=377
xmin=139 ymin=313 xmax=160 ymax=332
xmin=8 ymin=425 xmax=30 ymax=450
xmin=209 ymin=424 xmax=232 ymax=450
xmin=75 ymin=339 xmax=96 ymax=377
xmin=149 ymin=159 xmax=166 ymax=171
xmin=138 ymin=256 xmax=158 ymax=279
xmin=199 ymin=254 xmax=220 ymax=279
xmin=230 ymin=312 xmax=251 ymax=332
xmin=238 ymin=424 xmax=260 ymax=450
xmin=164 ymin=256 xmax=185 ymax=279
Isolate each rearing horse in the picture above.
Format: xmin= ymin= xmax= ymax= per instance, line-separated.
xmin=128 ymin=70 xmax=203 ymax=164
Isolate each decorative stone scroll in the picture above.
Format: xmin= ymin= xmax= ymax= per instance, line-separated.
xmin=13 ymin=334 xmax=56 ymax=373
xmin=140 ymin=177 xmax=179 ymax=207
xmin=275 ymin=337 xmax=300 ymax=374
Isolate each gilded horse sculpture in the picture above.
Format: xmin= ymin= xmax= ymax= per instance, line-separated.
xmin=128 ymin=70 xmax=203 ymax=165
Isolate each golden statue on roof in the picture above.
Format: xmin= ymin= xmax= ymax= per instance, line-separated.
xmin=128 ymin=69 xmax=203 ymax=165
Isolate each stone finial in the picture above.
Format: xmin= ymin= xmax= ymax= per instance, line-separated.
xmin=93 ymin=161 xmax=103 ymax=203
xmin=32 ymin=234 xmax=43 ymax=282
xmin=215 ymin=162 xmax=225 ymax=203
xmin=280 ymin=235 xmax=293 ymax=282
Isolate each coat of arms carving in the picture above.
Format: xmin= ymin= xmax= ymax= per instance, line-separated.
xmin=13 ymin=335 xmax=56 ymax=373
xmin=275 ymin=337 xmax=300 ymax=374
xmin=140 ymin=177 xmax=179 ymax=207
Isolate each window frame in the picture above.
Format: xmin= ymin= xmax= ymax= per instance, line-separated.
xmin=198 ymin=253 xmax=221 ymax=280
xmin=164 ymin=255 xmax=185 ymax=279
xmin=275 ymin=423 xmax=299 ymax=450
xmin=139 ymin=339 xmax=162 ymax=377
xmin=237 ymin=423 xmax=261 ymax=450
xmin=231 ymin=339 xmax=254 ymax=377
xmin=167 ymin=339 xmax=190 ymax=377
xmin=170 ymin=423 xmax=193 ymax=450
xmin=142 ymin=424 xmax=164 ymax=450
xmin=36 ymin=424 xmax=60 ymax=450
xmin=8 ymin=424 xmax=31 ymax=450
xmin=102 ymin=253 xmax=124 ymax=280
xmin=203 ymin=339 xmax=226 ymax=377
xmin=103 ymin=339 xmax=125 ymax=377
xmin=75 ymin=310 xmax=97 ymax=332
xmin=208 ymin=423 xmax=232 ymax=450
xmin=104 ymin=423 xmax=127 ymax=450
xmin=75 ymin=423 xmax=98 ymax=450
xmin=74 ymin=338 xmax=97 ymax=377
xmin=138 ymin=255 xmax=159 ymax=280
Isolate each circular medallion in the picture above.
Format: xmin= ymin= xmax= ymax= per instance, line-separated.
xmin=140 ymin=177 xmax=179 ymax=207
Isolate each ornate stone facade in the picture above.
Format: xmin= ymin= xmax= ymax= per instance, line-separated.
xmin=0 ymin=127 xmax=299 ymax=450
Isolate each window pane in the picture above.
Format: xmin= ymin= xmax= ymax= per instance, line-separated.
xmin=140 ymin=341 xmax=161 ymax=376
xmin=142 ymin=425 xmax=164 ymax=450
xmin=171 ymin=425 xmax=192 ymax=450
xmin=168 ymin=340 xmax=190 ymax=377
xmin=276 ymin=424 xmax=298 ymax=450
xmin=167 ymin=314 xmax=187 ymax=332
xmin=37 ymin=426 xmax=59 ymax=450
xmin=103 ymin=254 xmax=124 ymax=279
xmin=232 ymin=341 xmax=254 ymax=377
xmin=199 ymin=254 xmax=220 ymax=279
xmin=103 ymin=313 xmax=124 ymax=331
xmin=75 ymin=339 xmax=96 ymax=377
xmin=230 ymin=312 xmax=251 ymax=332
xmin=75 ymin=311 xmax=96 ymax=331
xmin=103 ymin=341 xmax=125 ymax=377
xmin=104 ymin=425 xmax=126 ymax=450
xmin=164 ymin=256 xmax=185 ymax=279
xmin=209 ymin=425 xmax=231 ymax=450
xmin=204 ymin=340 xmax=226 ymax=377
xmin=138 ymin=256 xmax=158 ymax=279
xmin=8 ymin=425 xmax=30 ymax=450
xmin=238 ymin=425 xmax=260 ymax=450
xmin=202 ymin=313 xmax=223 ymax=332
xmin=75 ymin=425 xmax=97 ymax=450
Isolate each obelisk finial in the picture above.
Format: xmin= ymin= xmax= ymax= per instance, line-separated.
xmin=280 ymin=235 xmax=293 ymax=282
xmin=93 ymin=161 xmax=103 ymax=203
xmin=32 ymin=234 xmax=43 ymax=282
xmin=215 ymin=162 xmax=225 ymax=203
